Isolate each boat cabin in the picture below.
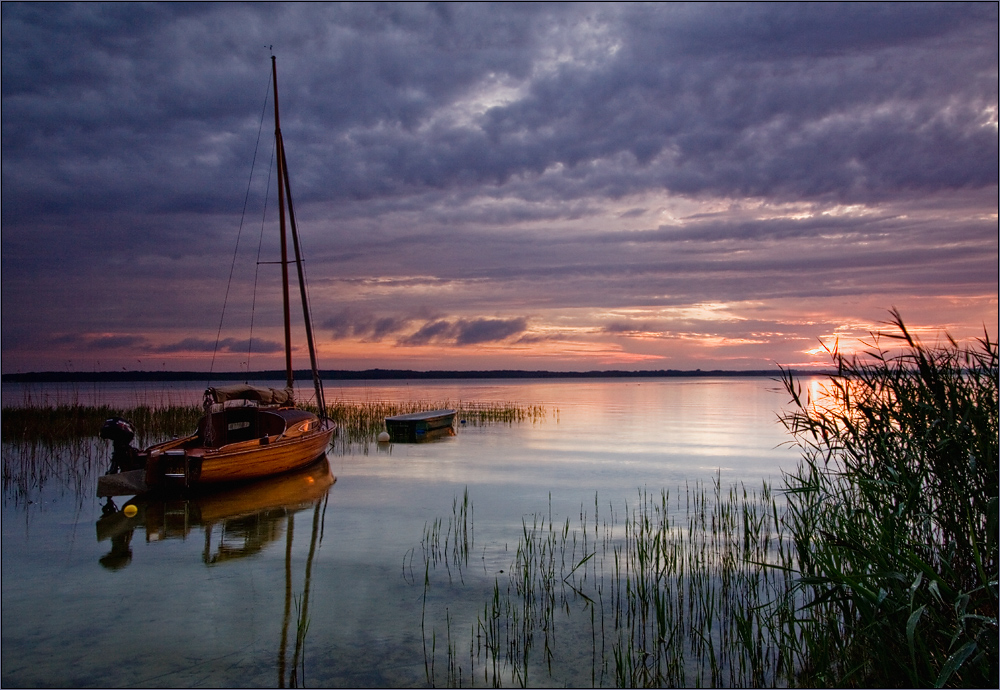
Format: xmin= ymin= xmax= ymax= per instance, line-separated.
xmin=194 ymin=386 xmax=314 ymax=448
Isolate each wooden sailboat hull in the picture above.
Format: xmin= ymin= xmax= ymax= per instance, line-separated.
xmin=144 ymin=414 xmax=335 ymax=488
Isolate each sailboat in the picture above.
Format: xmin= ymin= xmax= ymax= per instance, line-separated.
xmin=97 ymin=57 xmax=335 ymax=495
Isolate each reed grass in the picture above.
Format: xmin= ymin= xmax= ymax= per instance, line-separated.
xmin=1 ymin=437 xmax=104 ymax=509
xmin=417 ymin=313 xmax=997 ymax=687
xmin=1 ymin=404 xmax=203 ymax=447
xmin=1 ymin=404 xmax=200 ymax=506
xmin=776 ymin=311 xmax=998 ymax=687
xmin=1 ymin=399 xmax=548 ymax=449
xmin=419 ymin=481 xmax=797 ymax=688
xmin=420 ymin=487 xmax=473 ymax=584
xmin=318 ymin=399 xmax=548 ymax=453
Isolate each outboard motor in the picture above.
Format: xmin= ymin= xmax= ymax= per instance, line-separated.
xmin=100 ymin=417 xmax=141 ymax=474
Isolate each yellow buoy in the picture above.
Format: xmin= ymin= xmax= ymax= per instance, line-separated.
xmin=123 ymin=504 xmax=138 ymax=518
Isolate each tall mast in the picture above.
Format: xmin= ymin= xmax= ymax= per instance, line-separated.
xmin=270 ymin=57 xmax=327 ymax=417
xmin=271 ymin=56 xmax=294 ymax=390
xmin=278 ymin=137 xmax=328 ymax=417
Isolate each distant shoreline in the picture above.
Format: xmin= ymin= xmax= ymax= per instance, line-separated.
xmin=1 ymin=368 xmax=831 ymax=383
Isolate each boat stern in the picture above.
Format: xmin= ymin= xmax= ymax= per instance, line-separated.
xmin=146 ymin=449 xmax=203 ymax=489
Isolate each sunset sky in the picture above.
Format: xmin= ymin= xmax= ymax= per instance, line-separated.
xmin=2 ymin=3 xmax=997 ymax=375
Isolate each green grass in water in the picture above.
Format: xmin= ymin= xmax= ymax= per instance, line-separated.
xmin=1 ymin=398 xmax=547 ymax=508
xmin=417 ymin=481 xmax=796 ymax=688
xmin=416 ymin=312 xmax=997 ymax=688
xmin=775 ymin=310 xmax=997 ymax=687
xmin=1 ymin=399 xmax=549 ymax=449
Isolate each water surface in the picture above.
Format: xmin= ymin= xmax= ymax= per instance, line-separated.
xmin=2 ymin=377 xmax=805 ymax=687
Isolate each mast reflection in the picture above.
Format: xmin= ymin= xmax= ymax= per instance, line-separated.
xmin=95 ymin=456 xmax=334 ymax=686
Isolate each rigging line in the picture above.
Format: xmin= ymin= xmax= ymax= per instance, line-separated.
xmin=208 ymin=69 xmax=273 ymax=385
xmin=247 ymin=134 xmax=277 ymax=379
xmin=292 ymin=209 xmax=325 ymax=408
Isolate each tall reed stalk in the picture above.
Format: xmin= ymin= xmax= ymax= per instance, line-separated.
xmin=2 ymin=400 xmax=548 ymax=453
xmin=324 ymin=399 xmax=547 ymax=453
xmin=417 ymin=312 xmax=997 ymax=688
xmin=1 ymin=399 xmax=547 ymax=503
xmin=777 ymin=311 xmax=998 ymax=687
xmin=419 ymin=481 xmax=799 ymax=688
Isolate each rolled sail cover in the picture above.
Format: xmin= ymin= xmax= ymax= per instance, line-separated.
xmin=205 ymin=385 xmax=294 ymax=405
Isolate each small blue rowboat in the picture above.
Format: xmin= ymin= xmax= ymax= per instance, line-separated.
xmin=384 ymin=409 xmax=457 ymax=442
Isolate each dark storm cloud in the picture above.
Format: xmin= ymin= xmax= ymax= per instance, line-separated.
xmin=39 ymin=333 xmax=283 ymax=355
xmin=152 ymin=337 xmax=283 ymax=355
xmin=50 ymin=333 xmax=149 ymax=352
xmin=454 ymin=317 xmax=529 ymax=345
xmin=324 ymin=308 xmax=412 ymax=341
xmin=2 ymin=3 xmax=996 ymax=372
xmin=400 ymin=317 xmax=529 ymax=347
xmin=323 ymin=307 xmax=528 ymax=346
xmin=2 ymin=2 xmax=547 ymax=220
xmin=401 ymin=319 xmax=456 ymax=346
xmin=3 ymin=3 xmax=995 ymax=225
xmin=403 ymin=2 xmax=997 ymax=204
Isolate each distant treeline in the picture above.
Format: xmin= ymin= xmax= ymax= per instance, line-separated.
xmin=0 ymin=368 xmax=826 ymax=383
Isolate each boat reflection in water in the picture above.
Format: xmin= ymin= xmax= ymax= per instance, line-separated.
xmin=96 ymin=455 xmax=335 ymax=568
xmin=96 ymin=455 xmax=334 ymax=687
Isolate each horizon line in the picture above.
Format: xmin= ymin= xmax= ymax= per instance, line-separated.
xmin=1 ymin=367 xmax=834 ymax=383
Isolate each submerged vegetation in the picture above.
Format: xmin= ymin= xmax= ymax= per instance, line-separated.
xmin=416 ymin=314 xmax=998 ymax=687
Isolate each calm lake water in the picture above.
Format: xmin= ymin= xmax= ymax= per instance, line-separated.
xmin=2 ymin=377 xmax=810 ymax=687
